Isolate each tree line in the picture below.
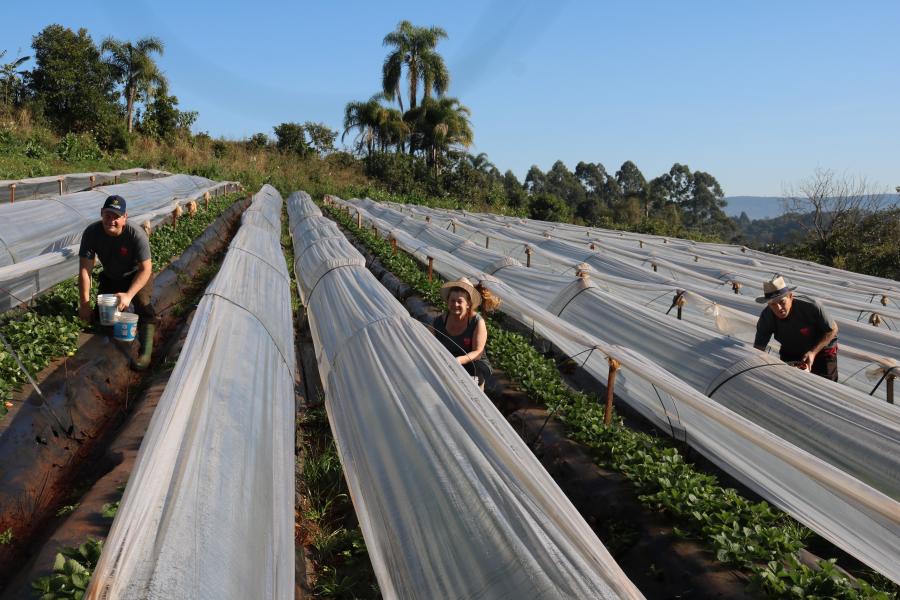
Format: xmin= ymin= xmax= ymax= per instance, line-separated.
xmin=8 ymin=23 xmax=890 ymax=278
xmin=1 ymin=25 xmax=196 ymax=150
xmin=339 ymin=21 xmax=736 ymax=241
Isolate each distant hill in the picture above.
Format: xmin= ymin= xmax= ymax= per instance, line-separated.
xmin=724 ymin=193 xmax=900 ymax=221
xmin=723 ymin=196 xmax=784 ymax=220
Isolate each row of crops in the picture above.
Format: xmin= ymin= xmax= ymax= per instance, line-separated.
xmin=287 ymin=191 xmax=642 ymax=598
xmin=0 ymin=172 xmax=248 ymax=597
xmin=88 ymin=186 xmax=294 ymax=597
xmin=4 ymin=170 xmax=896 ymax=598
xmin=323 ymin=195 xmax=900 ymax=591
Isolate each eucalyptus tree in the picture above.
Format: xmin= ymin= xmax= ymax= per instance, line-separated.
xmin=101 ymin=36 xmax=165 ymax=132
xmin=615 ymin=160 xmax=648 ymax=216
xmin=381 ymin=21 xmax=449 ymax=112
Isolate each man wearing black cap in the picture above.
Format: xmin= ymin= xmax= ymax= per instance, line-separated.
xmin=753 ymin=275 xmax=839 ymax=380
xmin=78 ymin=194 xmax=156 ymax=370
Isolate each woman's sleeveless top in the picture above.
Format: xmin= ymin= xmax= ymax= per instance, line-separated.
xmin=433 ymin=313 xmax=481 ymax=357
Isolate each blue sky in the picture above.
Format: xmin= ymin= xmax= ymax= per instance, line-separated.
xmin=4 ymin=0 xmax=899 ymax=196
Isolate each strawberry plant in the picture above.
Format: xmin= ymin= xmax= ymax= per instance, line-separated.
xmin=31 ymin=538 xmax=103 ymax=600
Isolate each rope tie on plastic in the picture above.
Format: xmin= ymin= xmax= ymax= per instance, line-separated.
xmin=554 ymin=285 xmax=596 ymax=317
xmin=869 ymin=365 xmax=899 ymax=396
xmin=306 ymin=262 xmax=366 ymax=304
xmin=707 ymin=362 xmax=793 ymax=398
xmin=327 ymin=313 xmax=415 ymax=377
xmin=0 ymin=233 xmax=17 ymax=264
xmin=292 ymin=234 xmax=348 ymax=268
xmin=243 ymin=205 xmax=281 ymax=232
xmin=229 ymin=246 xmax=289 ymax=282
xmin=201 ymin=291 xmax=293 ymax=375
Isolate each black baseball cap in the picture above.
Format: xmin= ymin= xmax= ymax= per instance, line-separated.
xmin=102 ymin=195 xmax=126 ymax=216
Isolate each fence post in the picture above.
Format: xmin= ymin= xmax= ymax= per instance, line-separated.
xmin=8 ymin=184 xmax=15 ymax=204
xmin=427 ymin=256 xmax=434 ymax=282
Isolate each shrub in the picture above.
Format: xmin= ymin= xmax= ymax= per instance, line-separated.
xmin=56 ymin=132 xmax=103 ymax=161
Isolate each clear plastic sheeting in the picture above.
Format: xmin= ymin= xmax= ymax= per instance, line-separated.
xmin=367 ymin=200 xmax=900 ymax=401
xmin=0 ymin=175 xmax=238 ymax=311
xmin=0 ymin=167 xmax=170 ymax=203
xmin=86 ymin=185 xmax=294 ymax=600
xmin=289 ymin=191 xmax=644 ymax=599
xmin=330 ymin=196 xmax=900 ymax=583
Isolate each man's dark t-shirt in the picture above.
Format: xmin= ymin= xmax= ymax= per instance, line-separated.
xmin=78 ymin=221 xmax=151 ymax=281
xmin=754 ymin=296 xmax=837 ymax=362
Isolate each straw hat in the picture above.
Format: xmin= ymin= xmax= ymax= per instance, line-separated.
xmin=756 ymin=275 xmax=797 ymax=304
xmin=440 ymin=277 xmax=481 ymax=309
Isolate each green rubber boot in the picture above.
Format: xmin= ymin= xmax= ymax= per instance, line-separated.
xmin=133 ymin=323 xmax=155 ymax=371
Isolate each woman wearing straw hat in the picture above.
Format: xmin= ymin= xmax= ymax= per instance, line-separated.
xmin=753 ymin=275 xmax=839 ymax=381
xmin=433 ymin=278 xmax=501 ymax=390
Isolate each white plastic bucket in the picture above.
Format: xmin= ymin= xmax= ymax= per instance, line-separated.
xmin=97 ymin=294 xmax=118 ymax=325
xmin=113 ymin=312 xmax=139 ymax=342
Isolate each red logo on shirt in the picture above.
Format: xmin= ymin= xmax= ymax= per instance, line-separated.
xmin=463 ymin=337 xmax=471 ymax=348
xmin=799 ymin=327 xmax=811 ymax=336
xmin=119 ymin=246 xmax=129 ymax=257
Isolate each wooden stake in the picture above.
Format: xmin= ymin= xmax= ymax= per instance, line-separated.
xmin=604 ymin=358 xmax=620 ymax=425
xmin=887 ymin=375 xmax=894 ymax=405
xmin=357 ymin=212 xmax=362 ymax=228
xmin=58 ymin=178 xmax=63 ymax=195
xmin=525 ymin=247 xmax=532 ymax=268
xmin=427 ymin=256 xmax=434 ymax=282
xmin=391 ymin=238 xmax=397 ymax=256
xmin=485 ymin=236 xmax=490 ymax=249
xmin=8 ymin=184 xmax=15 ymax=204
xmin=89 ymin=175 xmax=95 ymax=190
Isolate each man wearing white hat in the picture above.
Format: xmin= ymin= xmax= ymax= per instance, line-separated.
xmin=753 ymin=275 xmax=839 ymax=380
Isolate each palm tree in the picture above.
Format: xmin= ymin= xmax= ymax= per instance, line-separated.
xmin=381 ymin=21 xmax=449 ymax=113
xmin=0 ymin=50 xmax=30 ymax=108
xmin=343 ymin=97 xmax=381 ymax=156
xmin=467 ymin=152 xmax=495 ymax=174
xmin=101 ymin=36 xmax=166 ymax=132
xmin=405 ymin=97 xmax=472 ymax=173
xmin=343 ymin=94 xmax=409 ymax=156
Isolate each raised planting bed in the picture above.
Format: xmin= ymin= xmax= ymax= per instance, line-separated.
xmin=0 ymin=195 xmax=248 ymax=582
